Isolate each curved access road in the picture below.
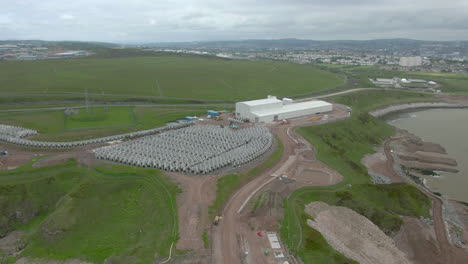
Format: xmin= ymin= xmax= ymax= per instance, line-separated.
xmin=212 ymin=106 xmax=350 ymax=264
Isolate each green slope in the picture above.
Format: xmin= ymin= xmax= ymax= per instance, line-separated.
xmin=0 ymin=160 xmax=179 ymax=263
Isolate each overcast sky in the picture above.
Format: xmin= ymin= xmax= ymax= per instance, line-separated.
xmin=1 ymin=0 xmax=468 ymax=43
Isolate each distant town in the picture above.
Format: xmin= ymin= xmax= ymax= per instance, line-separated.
xmin=1 ymin=39 xmax=467 ymax=74
xmin=146 ymin=48 xmax=467 ymax=74
xmin=0 ymin=43 xmax=90 ymax=60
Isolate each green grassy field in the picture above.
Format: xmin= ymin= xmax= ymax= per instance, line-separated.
xmin=0 ymin=56 xmax=344 ymax=101
xmin=0 ymin=159 xmax=179 ymax=264
xmin=0 ymin=106 xmax=204 ymax=141
xmin=64 ymin=107 xmax=135 ymax=130
xmin=280 ymin=90 xmax=434 ymax=263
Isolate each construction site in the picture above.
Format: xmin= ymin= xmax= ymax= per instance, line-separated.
xmin=1 ymin=92 xmax=468 ymax=264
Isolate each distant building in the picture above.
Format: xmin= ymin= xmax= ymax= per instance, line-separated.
xmin=370 ymin=78 xmax=399 ymax=87
xmin=0 ymin=44 xmax=18 ymax=51
xmin=406 ymin=79 xmax=427 ymax=83
xmin=16 ymin=54 xmax=38 ymax=60
xmin=400 ymin=78 xmax=428 ymax=88
xmin=52 ymin=50 xmax=88 ymax=58
xmin=235 ymin=95 xmax=332 ymax=123
xmin=399 ymin=56 xmax=423 ymax=67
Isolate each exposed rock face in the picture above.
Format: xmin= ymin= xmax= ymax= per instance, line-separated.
xmin=305 ymin=201 xmax=412 ymax=264
xmin=0 ymin=231 xmax=25 ymax=256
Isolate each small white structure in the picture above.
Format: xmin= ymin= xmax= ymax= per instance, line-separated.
xmin=267 ymin=233 xmax=282 ymax=249
xmin=236 ymin=95 xmax=332 ymax=123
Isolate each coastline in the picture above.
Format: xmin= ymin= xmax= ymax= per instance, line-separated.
xmin=378 ymin=105 xmax=468 ymax=204
xmin=370 ymin=104 xmax=468 ymax=250
xmin=369 ymin=102 xmax=468 ymax=118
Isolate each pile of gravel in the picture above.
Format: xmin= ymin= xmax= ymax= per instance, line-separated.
xmin=369 ymin=172 xmax=392 ymax=184
xmin=442 ymin=198 xmax=467 ymax=248
xmin=305 ymin=201 xmax=411 ymax=264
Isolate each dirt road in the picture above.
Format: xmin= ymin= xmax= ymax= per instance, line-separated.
xmin=169 ymin=172 xmax=216 ymax=251
xmin=212 ymin=106 xmax=349 ymax=264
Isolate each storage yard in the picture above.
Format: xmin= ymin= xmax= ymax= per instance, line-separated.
xmin=0 ymin=124 xmax=37 ymax=138
xmin=94 ymin=125 xmax=273 ymax=174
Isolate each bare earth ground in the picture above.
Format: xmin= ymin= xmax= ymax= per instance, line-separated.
xmin=168 ymin=173 xmax=216 ymax=252
xmin=393 ymin=217 xmax=443 ymax=264
xmin=305 ymin=201 xmax=411 ymax=264
xmin=0 ymin=143 xmax=102 ymax=169
xmin=0 ymin=231 xmax=25 ymax=256
xmin=363 ymin=146 xmax=403 ymax=183
xmin=0 ymin=146 xmax=36 ymax=169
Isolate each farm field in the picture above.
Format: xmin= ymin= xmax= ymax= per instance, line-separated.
xmin=0 ymin=56 xmax=345 ymax=101
xmin=0 ymin=160 xmax=179 ymax=264
xmin=0 ymin=106 xmax=204 ymax=141
xmin=280 ymin=90 xmax=434 ymax=263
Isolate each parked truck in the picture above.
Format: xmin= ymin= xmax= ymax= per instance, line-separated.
xmin=213 ymin=216 xmax=223 ymax=225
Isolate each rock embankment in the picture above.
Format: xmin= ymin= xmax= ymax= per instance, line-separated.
xmin=397 ymin=151 xmax=457 ymax=167
xmin=305 ymin=201 xmax=412 ymax=264
xmin=390 ymin=130 xmax=458 ymax=175
xmin=370 ymin=102 xmax=468 ymax=118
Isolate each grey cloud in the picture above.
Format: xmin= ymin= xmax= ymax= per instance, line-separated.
xmin=0 ymin=0 xmax=467 ymax=42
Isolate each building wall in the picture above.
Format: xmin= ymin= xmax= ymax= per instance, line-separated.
xmin=255 ymin=104 xmax=333 ymax=122
xmin=235 ymin=101 xmax=282 ymax=121
xmin=235 ymin=102 xmax=252 ymax=120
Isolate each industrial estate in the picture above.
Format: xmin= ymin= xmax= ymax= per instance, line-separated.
xmin=1 ymin=42 xmax=468 ymax=264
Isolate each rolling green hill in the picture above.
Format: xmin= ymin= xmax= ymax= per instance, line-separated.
xmin=0 ymin=56 xmax=344 ymax=101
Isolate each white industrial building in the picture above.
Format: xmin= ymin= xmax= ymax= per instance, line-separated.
xmin=235 ymin=95 xmax=333 ymax=123
xmin=399 ymin=56 xmax=423 ymax=67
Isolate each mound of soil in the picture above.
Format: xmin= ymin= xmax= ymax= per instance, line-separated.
xmin=305 ymin=201 xmax=411 ymax=264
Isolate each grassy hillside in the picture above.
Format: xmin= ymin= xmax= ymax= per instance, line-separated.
xmin=0 ymin=106 xmax=204 ymax=141
xmin=0 ymin=56 xmax=344 ymax=101
xmin=0 ymin=160 xmax=179 ymax=263
xmin=280 ymin=90 xmax=434 ymax=264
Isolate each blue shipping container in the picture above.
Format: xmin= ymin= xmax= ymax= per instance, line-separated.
xmin=207 ymin=110 xmax=220 ymax=116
